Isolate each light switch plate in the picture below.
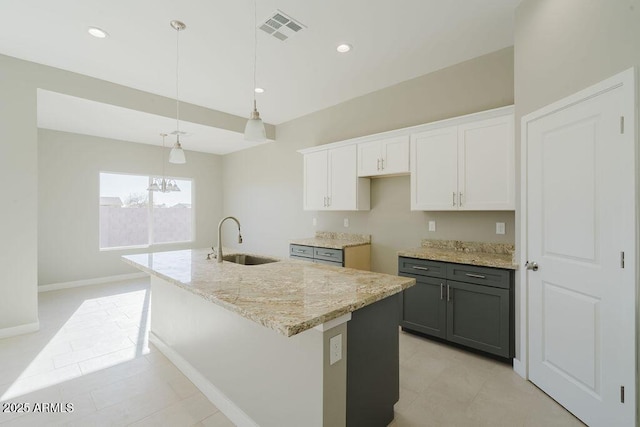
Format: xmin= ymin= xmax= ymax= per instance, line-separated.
xmin=343 ymin=218 xmax=349 ymax=228
xmin=428 ymin=221 xmax=436 ymax=232
xmin=330 ymin=334 xmax=342 ymax=365
xmin=496 ymin=222 xmax=505 ymax=235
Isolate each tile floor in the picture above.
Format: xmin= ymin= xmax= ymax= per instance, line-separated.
xmin=0 ymin=278 xmax=583 ymax=426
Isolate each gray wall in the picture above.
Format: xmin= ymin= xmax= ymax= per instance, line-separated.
xmin=515 ymin=0 xmax=639 ymax=120
xmin=512 ymin=0 xmax=639 ymax=366
xmin=222 ymin=47 xmax=516 ymax=275
xmin=0 ymin=57 xmax=38 ymax=331
xmin=38 ymin=129 xmax=223 ymax=286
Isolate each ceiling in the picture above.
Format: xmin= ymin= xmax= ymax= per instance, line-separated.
xmin=3 ymin=0 xmax=521 ymax=153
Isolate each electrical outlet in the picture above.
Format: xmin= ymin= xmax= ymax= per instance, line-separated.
xmin=343 ymin=218 xmax=349 ymax=228
xmin=330 ymin=334 xmax=342 ymax=365
xmin=312 ymin=217 xmax=317 ymax=227
xmin=496 ymin=222 xmax=505 ymax=235
xmin=428 ymin=220 xmax=436 ymax=232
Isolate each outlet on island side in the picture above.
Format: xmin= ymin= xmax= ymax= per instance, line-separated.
xmin=343 ymin=218 xmax=349 ymax=228
xmin=496 ymin=222 xmax=506 ymax=235
xmin=330 ymin=334 xmax=342 ymax=365
xmin=428 ymin=220 xmax=436 ymax=232
xmin=312 ymin=217 xmax=317 ymax=227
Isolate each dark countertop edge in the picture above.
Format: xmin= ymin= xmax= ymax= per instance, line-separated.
xmin=397 ymin=250 xmax=518 ymax=271
xmin=289 ymin=239 xmax=371 ymax=250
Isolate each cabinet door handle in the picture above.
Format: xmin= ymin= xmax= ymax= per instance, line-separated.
xmin=447 ymin=284 xmax=451 ymax=302
xmin=327 ymin=196 xmax=331 ymax=207
xmin=377 ymin=158 xmax=381 ymax=171
xmin=293 ymin=249 xmax=305 ymax=253
xmin=459 ymin=192 xmax=463 ymax=207
xmin=452 ymin=192 xmax=456 ymax=206
xmin=411 ymin=266 xmax=429 ymax=271
xmin=321 ymin=252 xmax=335 ymax=257
xmin=381 ymin=158 xmax=384 ymax=170
xmin=323 ymin=197 xmax=326 ymax=207
xmin=440 ymin=283 xmax=444 ymax=300
xmin=465 ymin=273 xmax=486 ymax=279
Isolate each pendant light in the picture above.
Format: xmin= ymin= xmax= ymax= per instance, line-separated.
xmin=169 ymin=20 xmax=187 ymax=164
xmin=148 ymin=133 xmax=181 ymax=193
xmin=244 ymin=0 xmax=267 ymax=142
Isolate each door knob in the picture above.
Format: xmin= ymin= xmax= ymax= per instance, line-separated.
xmin=525 ymin=261 xmax=539 ymax=271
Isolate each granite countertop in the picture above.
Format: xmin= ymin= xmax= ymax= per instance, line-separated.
xmin=398 ymin=240 xmax=518 ymax=270
xmin=290 ymin=231 xmax=371 ymax=250
xmin=123 ymin=248 xmax=413 ymax=337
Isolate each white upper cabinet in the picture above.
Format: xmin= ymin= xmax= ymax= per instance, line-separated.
xmin=303 ymin=150 xmax=329 ymax=210
xmin=411 ymin=127 xmax=459 ymax=210
xmin=457 ymin=115 xmax=515 ymax=210
xmin=357 ymin=136 xmax=409 ymax=177
xmin=303 ymin=145 xmax=370 ymax=211
xmin=411 ymin=111 xmax=515 ymax=211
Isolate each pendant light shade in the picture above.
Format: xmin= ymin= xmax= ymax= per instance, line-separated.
xmin=148 ymin=133 xmax=182 ymax=193
xmin=244 ymin=100 xmax=266 ymax=142
xmin=244 ymin=0 xmax=267 ymax=142
xmin=169 ymin=135 xmax=186 ymax=164
xmin=170 ymin=19 xmax=188 ymax=163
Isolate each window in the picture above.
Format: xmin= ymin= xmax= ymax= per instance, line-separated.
xmin=99 ymin=172 xmax=193 ymax=249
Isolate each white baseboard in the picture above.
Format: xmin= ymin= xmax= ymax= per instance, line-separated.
xmin=513 ymin=358 xmax=527 ymax=379
xmin=149 ymin=332 xmax=259 ymax=427
xmin=0 ymin=321 xmax=40 ymax=339
xmin=38 ymin=272 xmax=149 ymax=293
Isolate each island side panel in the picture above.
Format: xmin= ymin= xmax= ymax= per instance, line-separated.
xmin=323 ymin=322 xmax=347 ymax=427
xmin=346 ymin=293 xmax=400 ymax=427
xmin=149 ymin=276 xmax=340 ymax=427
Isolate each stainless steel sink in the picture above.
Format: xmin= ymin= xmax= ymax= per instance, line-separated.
xmin=222 ymin=253 xmax=279 ymax=266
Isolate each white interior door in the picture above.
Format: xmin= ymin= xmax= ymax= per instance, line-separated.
xmin=525 ymin=71 xmax=635 ymax=426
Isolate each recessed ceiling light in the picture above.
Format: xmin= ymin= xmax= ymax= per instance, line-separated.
xmin=254 ymin=87 xmax=265 ymax=94
xmin=88 ymin=27 xmax=109 ymax=39
xmin=336 ymin=43 xmax=352 ymax=53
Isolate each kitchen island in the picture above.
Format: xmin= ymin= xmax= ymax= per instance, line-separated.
xmin=123 ymin=249 xmax=414 ymax=427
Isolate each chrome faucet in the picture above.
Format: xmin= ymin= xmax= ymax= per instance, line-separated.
xmin=216 ymin=216 xmax=243 ymax=263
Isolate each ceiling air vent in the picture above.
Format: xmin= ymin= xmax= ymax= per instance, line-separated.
xmin=259 ymin=9 xmax=306 ymax=41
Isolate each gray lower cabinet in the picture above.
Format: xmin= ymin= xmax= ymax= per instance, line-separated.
xmin=290 ymin=243 xmax=371 ymax=270
xmin=401 ymin=276 xmax=446 ymax=339
xmin=399 ymin=257 xmax=514 ymax=358
xmin=290 ymin=244 xmax=343 ymax=267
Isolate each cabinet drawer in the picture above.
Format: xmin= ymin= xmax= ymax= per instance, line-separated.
xmin=314 ymin=247 xmax=344 ymax=263
xmin=314 ymin=258 xmax=343 ymax=267
xmin=290 ymin=244 xmax=314 ymax=259
xmin=446 ymin=264 xmax=511 ymax=289
xmin=398 ymin=257 xmax=446 ymax=279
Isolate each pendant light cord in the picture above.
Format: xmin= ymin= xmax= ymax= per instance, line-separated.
xmin=253 ymin=0 xmax=257 ymax=109
xmin=176 ymin=26 xmax=181 ymax=135
xmin=161 ymin=134 xmax=167 ymax=180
